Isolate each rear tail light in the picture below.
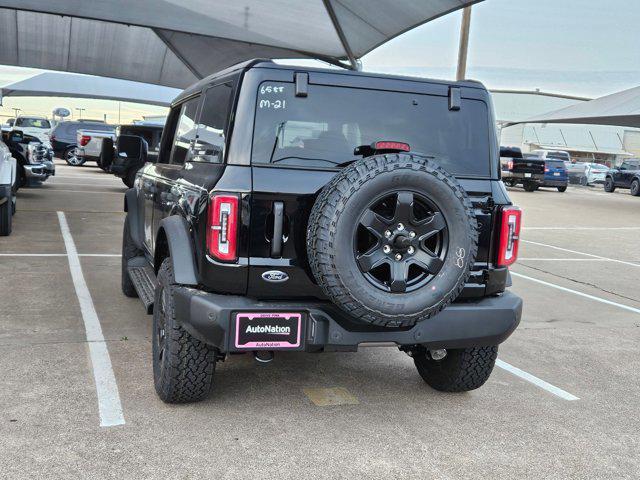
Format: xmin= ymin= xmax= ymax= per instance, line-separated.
xmin=80 ymin=135 xmax=91 ymax=146
xmin=496 ymin=206 xmax=522 ymax=267
xmin=374 ymin=141 xmax=410 ymax=151
xmin=207 ymin=194 xmax=239 ymax=262
xmin=507 ymin=160 xmax=513 ymax=170
xmin=50 ymin=134 xmax=56 ymax=142
xmin=544 ymin=167 xmax=549 ymax=172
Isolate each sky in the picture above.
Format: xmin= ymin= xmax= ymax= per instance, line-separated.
xmin=1 ymin=0 xmax=639 ymax=123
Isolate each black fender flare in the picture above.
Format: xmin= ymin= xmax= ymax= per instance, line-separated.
xmin=156 ymin=215 xmax=198 ymax=286
xmin=124 ymin=188 xmax=144 ymax=250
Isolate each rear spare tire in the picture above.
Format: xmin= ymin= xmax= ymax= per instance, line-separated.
xmin=307 ymin=154 xmax=478 ymax=328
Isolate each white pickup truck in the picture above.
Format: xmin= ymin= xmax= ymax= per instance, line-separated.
xmin=75 ymin=126 xmax=115 ymax=166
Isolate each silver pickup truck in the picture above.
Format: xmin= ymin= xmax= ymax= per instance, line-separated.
xmin=75 ymin=126 xmax=115 ymax=166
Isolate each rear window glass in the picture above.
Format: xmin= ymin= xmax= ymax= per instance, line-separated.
xmin=16 ymin=118 xmax=50 ymax=128
xmin=252 ymin=82 xmax=491 ymax=177
xmin=546 ymin=160 xmax=565 ymax=168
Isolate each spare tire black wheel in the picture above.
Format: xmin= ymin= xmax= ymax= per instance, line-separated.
xmin=307 ymin=154 xmax=478 ymax=328
xmin=99 ymin=138 xmax=114 ymax=171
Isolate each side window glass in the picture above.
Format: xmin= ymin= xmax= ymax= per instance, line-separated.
xmin=158 ymin=106 xmax=182 ymax=164
xmin=192 ymin=83 xmax=233 ymax=164
xmin=170 ymin=97 xmax=200 ymax=165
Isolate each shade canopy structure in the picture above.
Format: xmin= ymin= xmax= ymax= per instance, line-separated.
xmin=518 ymin=85 xmax=640 ymax=128
xmin=0 ymin=0 xmax=481 ymax=89
xmin=0 ymin=72 xmax=181 ymax=107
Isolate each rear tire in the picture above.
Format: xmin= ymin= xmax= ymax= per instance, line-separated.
xmin=557 ymin=185 xmax=567 ymax=192
xmin=64 ymin=147 xmax=85 ymax=166
xmin=153 ymin=258 xmax=218 ymax=403
xmin=523 ymin=182 xmax=538 ymax=192
xmin=631 ymin=179 xmax=640 ymax=197
xmin=414 ymin=346 xmax=498 ymax=392
xmin=0 ymin=190 xmax=12 ymax=236
xmin=121 ymin=217 xmax=140 ymax=297
xmin=604 ymin=177 xmax=615 ymax=192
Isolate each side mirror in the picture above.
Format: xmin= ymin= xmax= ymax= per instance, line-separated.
xmin=9 ymin=130 xmax=24 ymax=143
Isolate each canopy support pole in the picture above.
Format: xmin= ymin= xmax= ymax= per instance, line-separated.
xmin=322 ymin=0 xmax=360 ymax=70
xmin=456 ymin=6 xmax=472 ymax=81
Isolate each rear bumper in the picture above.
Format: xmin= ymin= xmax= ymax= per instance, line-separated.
xmin=541 ymin=178 xmax=568 ymax=187
xmin=172 ymin=288 xmax=522 ymax=353
xmin=509 ymin=172 xmax=545 ymax=183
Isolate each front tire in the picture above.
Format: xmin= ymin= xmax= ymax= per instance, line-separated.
xmin=64 ymin=147 xmax=85 ymax=166
xmin=0 ymin=189 xmax=12 ymax=236
xmin=604 ymin=177 xmax=615 ymax=192
xmin=631 ymin=179 xmax=640 ymax=197
xmin=523 ymin=182 xmax=538 ymax=192
xmin=153 ymin=258 xmax=218 ymax=403
xmin=557 ymin=185 xmax=567 ymax=192
xmin=414 ymin=346 xmax=498 ymax=392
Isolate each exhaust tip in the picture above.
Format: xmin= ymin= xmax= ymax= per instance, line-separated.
xmin=254 ymin=350 xmax=274 ymax=364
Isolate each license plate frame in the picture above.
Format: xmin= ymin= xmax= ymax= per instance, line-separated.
xmin=524 ymin=172 xmax=532 ymax=178
xmin=233 ymin=312 xmax=303 ymax=350
xmin=553 ymin=172 xmax=560 ymax=176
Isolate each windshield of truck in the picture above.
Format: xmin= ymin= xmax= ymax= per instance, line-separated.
xmin=16 ymin=118 xmax=51 ymax=129
xmin=252 ymin=82 xmax=492 ymax=177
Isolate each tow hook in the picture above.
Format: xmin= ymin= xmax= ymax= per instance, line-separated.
xmin=254 ymin=351 xmax=274 ymax=364
xmin=430 ymin=349 xmax=447 ymax=361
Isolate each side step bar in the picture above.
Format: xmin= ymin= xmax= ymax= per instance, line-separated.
xmin=128 ymin=262 xmax=157 ymax=314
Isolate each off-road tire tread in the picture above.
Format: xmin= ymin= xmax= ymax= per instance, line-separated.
xmin=307 ymin=153 xmax=478 ymax=327
xmin=631 ymin=179 xmax=640 ymax=196
xmin=414 ymin=346 xmax=498 ymax=392
xmin=153 ymin=259 xmax=217 ymax=403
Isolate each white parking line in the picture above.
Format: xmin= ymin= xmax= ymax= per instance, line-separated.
xmin=496 ymin=359 xmax=579 ymax=401
xmin=511 ymin=271 xmax=640 ymax=315
xmin=519 ymin=258 xmax=609 ymax=261
xmin=57 ymin=212 xmax=125 ymax=427
xmin=0 ymin=253 xmax=121 ymax=257
xmin=523 ymin=226 xmax=640 ymax=230
xmin=522 ymin=240 xmax=640 ymax=268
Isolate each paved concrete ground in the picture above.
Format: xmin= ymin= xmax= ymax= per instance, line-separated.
xmin=1 ymin=161 xmax=639 ymax=479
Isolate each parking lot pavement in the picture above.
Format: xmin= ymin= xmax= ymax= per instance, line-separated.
xmin=1 ymin=170 xmax=639 ymax=478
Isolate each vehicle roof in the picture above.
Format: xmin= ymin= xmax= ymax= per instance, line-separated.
xmin=17 ymin=115 xmax=48 ymax=120
xmin=173 ymin=59 xmax=488 ymax=105
xmin=120 ymin=123 xmax=163 ymax=130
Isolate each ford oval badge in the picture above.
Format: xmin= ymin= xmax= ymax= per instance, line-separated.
xmin=262 ymin=270 xmax=289 ymax=283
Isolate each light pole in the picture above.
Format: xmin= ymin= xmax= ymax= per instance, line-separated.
xmin=76 ymin=107 xmax=86 ymax=119
xmin=456 ymin=6 xmax=473 ymax=81
xmin=12 ymin=108 xmax=21 ymax=118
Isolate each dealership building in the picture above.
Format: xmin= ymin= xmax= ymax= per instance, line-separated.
xmin=493 ymin=90 xmax=640 ymax=166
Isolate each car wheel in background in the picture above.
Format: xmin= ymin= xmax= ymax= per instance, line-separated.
xmin=414 ymin=346 xmax=498 ymax=392
xmin=64 ymin=147 xmax=85 ymax=166
xmin=523 ymin=182 xmax=538 ymax=192
xmin=0 ymin=187 xmax=13 ymax=236
xmin=631 ymin=179 xmax=640 ymax=197
xmin=604 ymin=177 xmax=615 ymax=192
xmin=557 ymin=186 xmax=567 ymax=192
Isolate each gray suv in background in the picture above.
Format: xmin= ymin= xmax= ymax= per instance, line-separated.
xmin=49 ymin=120 xmax=114 ymax=165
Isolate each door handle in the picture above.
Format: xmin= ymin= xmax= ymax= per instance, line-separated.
xmin=270 ymin=201 xmax=284 ymax=258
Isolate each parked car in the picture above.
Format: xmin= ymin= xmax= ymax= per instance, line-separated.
xmin=11 ymin=116 xmax=52 ymax=143
xmin=584 ymin=162 xmax=609 ymax=185
xmin=49 ymin=120 xmax=113 ymax=165
xmin=121 ymin=59 xmax=523 ymax=403
xmin=604 ymin=159 xmax=640 ymax=196
xmin=500 ymin=146 xmax=545 ymax=191
xmin=540 ymin=158 xmax=568 ymax=192
xmin=1 ymin=129 xmax=55 ymax=187
xmin=75 ymin=125 xmax=116 ymax=166
xmin=103 ymin=123 xmax=163 ymax=187
xmin=1 ymin=118 xmax=15 ymax=132
xmin=0 ymin=137 xmax=17 ymax=235
xmin=530 ymin=149 xmax=571 ymax=163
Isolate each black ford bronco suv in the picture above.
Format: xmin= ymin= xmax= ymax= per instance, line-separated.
xmin=121 ymin=60 xmax=523 ymax=403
